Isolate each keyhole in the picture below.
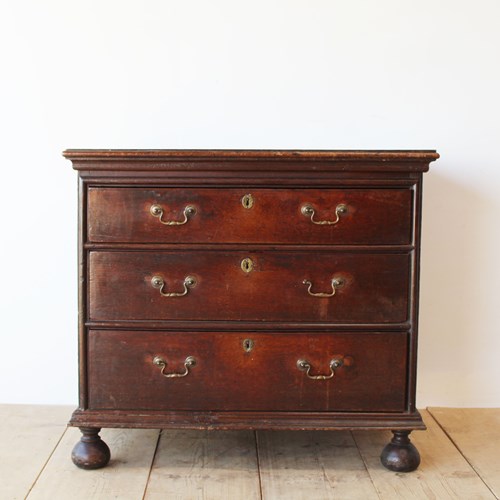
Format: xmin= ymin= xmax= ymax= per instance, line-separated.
xmin=243 ymin=339 xmax=254 ymax=352
xmin=241 ymin=258 xmax=254 ymax=273
xmin=242 ymin=194 xmax=254 ymax=209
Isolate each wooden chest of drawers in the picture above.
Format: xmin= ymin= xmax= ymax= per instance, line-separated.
xmin=64 ymin=149 xmax=438 ymax=472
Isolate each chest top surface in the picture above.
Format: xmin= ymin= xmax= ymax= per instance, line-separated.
xmin=64 ymin=149 xmax=438 ymax=171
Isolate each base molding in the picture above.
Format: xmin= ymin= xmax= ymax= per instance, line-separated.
xmin=69 ymin=408 xmax=425 ymax=431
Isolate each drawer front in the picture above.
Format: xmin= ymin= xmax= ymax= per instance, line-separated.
xmin=89 ymin=251 xmax=410 ymax=323
xmin=88 ymin=330 xmax=408 ymax=412
xmin=87 ymin=187 xmax=413 ymax=245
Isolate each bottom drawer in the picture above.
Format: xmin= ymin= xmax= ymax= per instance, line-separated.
xmin=88 ymin=330 xmax=408 ymax=412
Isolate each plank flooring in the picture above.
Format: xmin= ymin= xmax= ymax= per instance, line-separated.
xmin=428 ymin=408 xmax=500 ymax=497
xmin=0 ymin=406 xmax=498 ymax=500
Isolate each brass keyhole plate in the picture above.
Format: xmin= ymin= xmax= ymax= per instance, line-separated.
xmin=241 ymin=257 xmax=254 ymax=273
xmin=243 ymin=339 xmax=254 ymax=352
xmin=242 ymin=194 xmax=254 ymax=209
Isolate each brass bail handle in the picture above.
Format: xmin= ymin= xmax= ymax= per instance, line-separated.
xmin=153 ymin=356 xmax=196 ymax=378
xmin=301 ymin=203 xmax=347 ymax=225
xmin=150 ymin=204 xmax=196 ymax=225
xmin=151 ymin=275 xmax=197 ymax=297
xmin=303 ymin=277 xmax=344 ymax=297
xmin=297 ymin=358 xmax=344 ymax=380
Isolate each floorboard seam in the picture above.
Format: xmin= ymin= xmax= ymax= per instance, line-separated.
xmin=141 ymin=429 xmax=163 ymax=500
xmin=427 ymin=408 xmax=499 ymax=500
xmin=24 ymin=426 xmax=68 ymax=500
xmin=254 ymin=431 xmax=264 ymax=500
xmin=350 ymin=430 xmax=383 ymax=500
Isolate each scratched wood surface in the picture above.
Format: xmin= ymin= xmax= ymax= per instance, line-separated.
xmin=2 ymin=405 xmax=499 ymax=500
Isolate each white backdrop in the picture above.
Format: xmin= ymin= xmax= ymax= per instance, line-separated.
xmin=1 ymin=0 xmax=499 ymax=407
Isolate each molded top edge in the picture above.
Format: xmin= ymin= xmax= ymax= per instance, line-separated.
xmin=63 ymin=149 xmax=439 ymax=161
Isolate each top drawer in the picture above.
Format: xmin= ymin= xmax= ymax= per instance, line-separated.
xmin=87 ymin=187 xmax=413 ymax=245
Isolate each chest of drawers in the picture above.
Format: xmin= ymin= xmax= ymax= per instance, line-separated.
xmin=64 ymin=149 xmax=438 ymax=472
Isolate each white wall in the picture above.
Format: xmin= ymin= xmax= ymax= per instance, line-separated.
xmin=1 ymin=0 xmax=499 ymax=407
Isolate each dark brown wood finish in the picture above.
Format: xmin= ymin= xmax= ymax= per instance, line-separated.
xmin=78 ymin=177 xmax=88 ymax=409
xmin=71 ymin=428 xmax=110 ymax=470
xmin=380 ymin=430 xmax=421 ymax=472
xmin=87 ymin=187 xmax=413 ymax=244
xmin=64 ymin=149 xmax=439 ymax=161
xmin=88 ymin=330 xmax=408 ymax=412
xmin=88 ymin=251 xmax=410 ymax=323
xmin=69 ymin=409 xmax=426 ymax=431
xmin=65 ymin=149 xmax=438 ymax=471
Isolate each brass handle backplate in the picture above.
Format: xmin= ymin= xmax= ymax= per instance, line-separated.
xmin=150 ymin=204 xmax=196 ymax=225
xmin=151 ymin=275 xmax=196 ymax=297
xmin=301 ymin=203 xmax=347 ymax=225
xmin=297 ymin=358 xmax=344 ymax=380
xmin=153 ymin=356 xmax=196 ymax=378
xmin=303 ymin=277 xmax=344 ymax=297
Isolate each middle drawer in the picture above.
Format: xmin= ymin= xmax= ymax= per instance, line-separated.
xmin=89 ymin=251 xmax=410 ymax=323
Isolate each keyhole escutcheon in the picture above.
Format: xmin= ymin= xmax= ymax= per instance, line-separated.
xmin=243 ymin=339 xmax=255 ymax=352
xmin=242 ymin=194 xmax=254 ymax=209
xmin=241 ymin=258 xmax=254 ymax=273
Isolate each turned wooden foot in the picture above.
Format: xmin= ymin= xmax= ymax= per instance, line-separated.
xmin=71 ymin=427 xmax=110 ymax=469
xmin=380 ymin=430 xmax=420 ymax=472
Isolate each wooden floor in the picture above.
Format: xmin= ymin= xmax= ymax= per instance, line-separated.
xmin=1 ymin=406 xmax=498 ymax=500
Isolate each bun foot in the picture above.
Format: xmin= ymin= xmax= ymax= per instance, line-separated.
xmin=380 ymin=430 xmax=420 ymax=472
xmin=71 ymin=427 xmax=110 ymax=469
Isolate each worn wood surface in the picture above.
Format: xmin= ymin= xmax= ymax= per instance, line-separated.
xmin=63 ymin=149 xmax=440 ymax=161
xmin=144 ymin=430 xmax=261 ymax=500
xmin=87 ymin=330 xmax=407 ymax=412
xmin=27 ymin=427 xmax=159 ymax=500
xmin=3 ymin=405 xmax=500 ymax=499
xmin=0 ymin=405 xmax=70 ymax=500
xmin=257 ymin=430 xmax=379 ymax=500
xmin=67 ymin=150 xmax=435 ymax=467
xmin=69 ymin=408 xmax=425 ymax=432
xmin=89 ymin=251 xmax=410 ymax=323
xmin=353 ymin=410 xmax=496 ymax=499
xmin=87 ymin=187 xmax=413 ymax=245
xmin=429 ymin=408 xmax=500 ymax=498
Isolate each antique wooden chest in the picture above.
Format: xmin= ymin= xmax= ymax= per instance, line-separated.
xmin=64 ymin=149 xmax=438 ymax=471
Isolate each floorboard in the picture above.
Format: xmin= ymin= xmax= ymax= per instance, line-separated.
xmin=144 ymin=429 xmax=261 ymax=500
xmin=353 ymin=410 xmax=496 ymax=499
xmin=1 ymin=405 xmax=499 ymax=500
xmin=257 ymin=429 xmax=380 ymax=500
xmin=0 ymin=404 xmax=70 ymax=500
xmin=429 ymin=408 xmax=500 ymax=499
xmin=26 ymin=427 xmax=160 ymax=500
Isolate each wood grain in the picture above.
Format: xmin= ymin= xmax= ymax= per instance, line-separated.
xmin=69 ymin=408 xmax=425 ymax=431
xmin=66 ymin=149 xmax=437 ymax=470
xmin=3 ymin=405 xmax=499 ymax=500
xmin=429 ymin=408 xmax=500 ymax=498
xmin=144 ymin=430 xmax=260 ymax=500
xmin=63 ymin=149 xmax=439 ymax=161
xmin=353 ymin=410 xmax=495 ymax=499
xmin=89 ymin=251 xmax=410 ymax=323
xmin=87 ymin=330 xmax=408 ymax=412
xmin=0 ymin=405 xmax=70 ymax=500
xmin=87 ymin=187 xmax=413 ymax=245
xmin=27 ymin=427 xmax=159 ymax=500
xmin=257 ymin=430 xmax=379 ymax=500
